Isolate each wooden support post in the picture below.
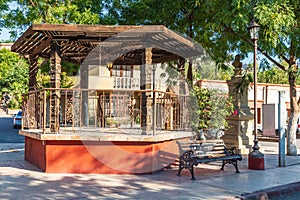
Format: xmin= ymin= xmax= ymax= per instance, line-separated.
xmin=27 ymin=55 xmax=39 ymax=129
xmin=178 ymin=58 xmax=186 ymax=130
xmin=49 ymin=43 xmax=61 ymax=133
xmin=152 ymin=64 xmax=157 ymax=136
xmin=29 ymin=55 xmax=39 ymax=91
xmin=140 ymin=48 xmax=152 ymax=134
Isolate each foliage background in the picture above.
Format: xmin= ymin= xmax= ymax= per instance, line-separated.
xmin=192 ymin=87 xmax=234 ymax=131
xmin=0 ymin=48 xmax=28 ymax=109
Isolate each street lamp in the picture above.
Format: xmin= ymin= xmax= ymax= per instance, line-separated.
xmin=248 ymin=19 xmax=260 ymax=151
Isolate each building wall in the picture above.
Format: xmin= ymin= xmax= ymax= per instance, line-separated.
xmin=73 ymin=63 xmax=176 ymax=91
xmin=197 ymin=79 xmax=298 ymax=107
xmin=0 ymin=43 xmax=13 ymax=50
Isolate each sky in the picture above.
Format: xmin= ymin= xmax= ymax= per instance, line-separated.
xmin=0 ymin=28 xmax=11 ymax=41
xmin=0 ymin=1 xmax=19 ymax=41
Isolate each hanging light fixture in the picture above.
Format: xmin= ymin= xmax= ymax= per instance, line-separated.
xmin=107 ymin=62 xmax=113 ymax=70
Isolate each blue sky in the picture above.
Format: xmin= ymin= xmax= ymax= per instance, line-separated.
xmin=0 ymin=28 xmax=10 ymax=41
xmin=0 ymin=1 xmax=19 ymax=41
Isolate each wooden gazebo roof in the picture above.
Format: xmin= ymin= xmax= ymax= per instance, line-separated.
xmin=11 ymin=24 xmax=203 ymax=65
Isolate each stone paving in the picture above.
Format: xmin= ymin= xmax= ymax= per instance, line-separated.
xmin=1 ymin=142 xmax=300 ymax=199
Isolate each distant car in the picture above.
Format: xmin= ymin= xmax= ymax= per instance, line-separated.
xmin=256 ymin=124 xmax=263 ymax=135
xmin=207 ymin=128 xmax=225 ymax=139
xmin=297 ymin=117 xmax=300 ymax=135
xmin=194 ymin=128 xmax=224 ymax=140
xmin=13 ymin=110 xmax=22 ymax=129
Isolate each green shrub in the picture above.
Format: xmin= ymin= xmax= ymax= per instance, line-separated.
xmin=191 ymin=87 xmax=233 ymax=131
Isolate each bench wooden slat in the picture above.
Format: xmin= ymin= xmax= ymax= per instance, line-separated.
xmin=194 ymin=155 xmax=242 ymax=163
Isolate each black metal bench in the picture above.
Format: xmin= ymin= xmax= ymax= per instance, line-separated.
xmin=176 ymin=140 xmax=242 ymax=180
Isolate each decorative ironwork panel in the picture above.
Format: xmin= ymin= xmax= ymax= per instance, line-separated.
xmin=21 ymin=88 xmax=193 ymax=134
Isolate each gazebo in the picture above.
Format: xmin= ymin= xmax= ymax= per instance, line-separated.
xmin=12 ymin=24 xmax=203 ymax=174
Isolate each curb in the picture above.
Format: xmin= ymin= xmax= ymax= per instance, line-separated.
xmin=239 ymin=182 xmax=300 ymax=200
xmin=0 ymin=148 xmax=24 ymax=153
xmin=0 ymin=143 xmax=24 ymax=151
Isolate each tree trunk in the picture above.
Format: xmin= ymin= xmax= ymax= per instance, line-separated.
xmin=187 ymin=22 xmax=194 ymax=85
xmin=287 ymin=66 xmax=298 ymax=156
xmin=187 ymin=61 xmax=193 ymax=84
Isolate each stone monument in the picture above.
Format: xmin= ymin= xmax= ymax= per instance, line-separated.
xmin=222 ymin=55 xmax=254 ymax=155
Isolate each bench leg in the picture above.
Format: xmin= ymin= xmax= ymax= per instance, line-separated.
xmin=177 ymin=151 xmax=197 ymax=180
xmin=221 ymin=160 xmax=226 ymax=171
xmin=189 ymin=164 xmax=196 ymax=180
xmin=221 ymin=160 xmax=240 ymax=173
xmin=177 ymin=160 xmax=196 ymax=180
xmin=232 ymin=159 xmax=240 ymax=173
xmin=177 ymin=160 xmax=183 ymax=177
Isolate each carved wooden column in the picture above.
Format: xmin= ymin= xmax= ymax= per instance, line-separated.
xmin=80 ymin=64 xmax=89 ymax=126
xmin=178 ymin=58 xmax=186 ymax=130
xmin=27 ymin=55 xmax=39 ymax=128
xmin=29 ymin=55 xmax=39 ymax=91
xmin=49 ymin=43 xmax=61 ymax=133
xmin=141 ymin=48 xmax=152 ymax=134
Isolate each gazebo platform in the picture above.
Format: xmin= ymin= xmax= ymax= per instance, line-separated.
xmin=20 ymin=129 xmax=192 ymax=174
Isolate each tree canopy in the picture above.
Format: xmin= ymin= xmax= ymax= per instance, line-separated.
xmin=0 ymin=0 xmax=299 ymax=154
xmin=105 ymin=0 xmax=300 ymax=155
xmin=0 ymin=48 xmax=28 ymax=108
xmin=1 ymin=0 xmax=107 ymax=40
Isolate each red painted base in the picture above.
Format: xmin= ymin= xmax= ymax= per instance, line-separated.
xmin=248 ymin=151 xmax=265 ymax=170
xmin=24 ymin=137 xmax=180 ymax=174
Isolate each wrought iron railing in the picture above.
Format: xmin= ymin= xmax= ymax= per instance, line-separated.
xmin=22 ymin=88 xmax=193 ymax=134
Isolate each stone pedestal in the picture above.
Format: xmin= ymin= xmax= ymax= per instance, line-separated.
xmin=223 ymin=55 xmax=254 ymax=155
xmin=223 ymin=114 xmax=254 ymax=155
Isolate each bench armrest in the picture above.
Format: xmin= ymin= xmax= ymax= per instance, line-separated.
xmin=179 ymin=150 xmax=198 ymax=165
xmin=180 ymin=150 xmax=194 ymax=158
xmin=224 ymin=146 xmax=237 ymax=156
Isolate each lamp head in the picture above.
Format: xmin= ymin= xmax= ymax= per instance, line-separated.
xmin=247 ymin=19 xmax=260 ymax=40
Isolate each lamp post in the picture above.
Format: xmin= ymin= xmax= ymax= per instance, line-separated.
xmin=247 ymin=19 xmax=265 ymax=170
xmin=248 ymin=19 xmax=260 ymax=151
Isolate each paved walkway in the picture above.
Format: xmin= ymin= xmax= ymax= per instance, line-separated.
xmin=1 ymin=142 xmax=300 ymax=200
